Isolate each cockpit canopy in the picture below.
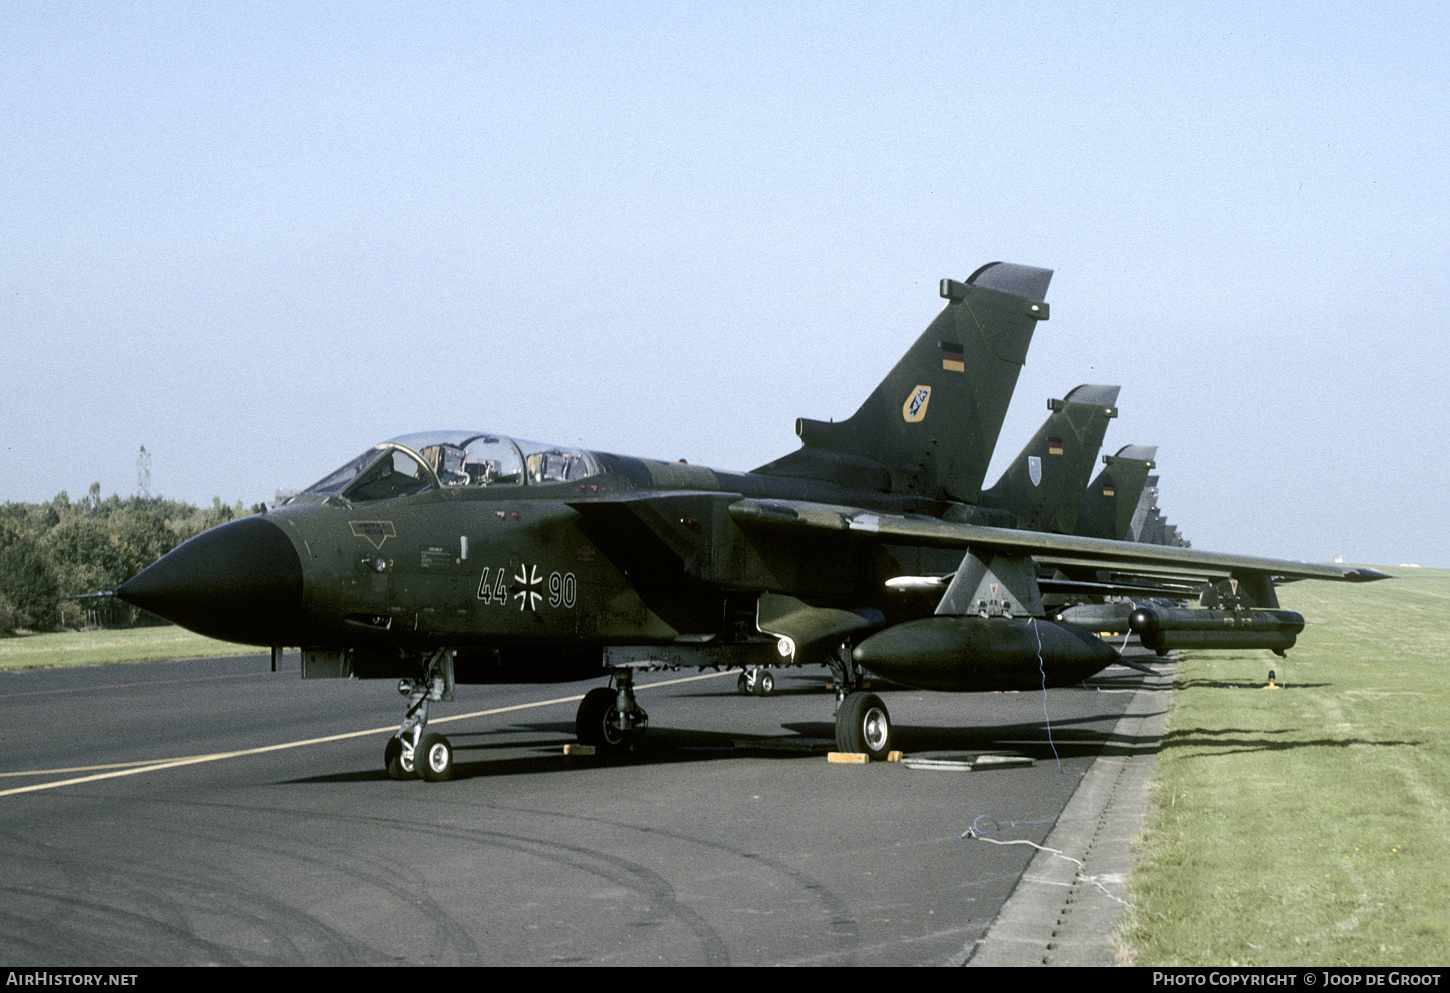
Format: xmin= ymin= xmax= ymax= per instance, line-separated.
xmin=301 ymin=431 xmax=599 ymax=502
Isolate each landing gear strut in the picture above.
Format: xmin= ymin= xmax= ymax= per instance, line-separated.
xmin=385 ymin=649 xmax=456 ymax=781
xmin=576 ymin=666 xmax=649 ymax=751
xmin=828 ymin=641 xmax=893 ymax=759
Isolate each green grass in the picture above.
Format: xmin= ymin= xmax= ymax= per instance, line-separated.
xmin=1119 ymin=565 xmax=1450 ymax=966
xmin=0 ymin=626 xmax=264 ymax=670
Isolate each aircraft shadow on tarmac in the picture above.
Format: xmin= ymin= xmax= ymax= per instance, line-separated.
xmin=273 ymin=660 xmax=1172 ymax=786
xmin=280 ymin=722 xmax=832 ymax=785
xmin=280 ymin=701 xmax=1176 ymax=785
xmin=276 ymin=665 xmax=1184 ymax=785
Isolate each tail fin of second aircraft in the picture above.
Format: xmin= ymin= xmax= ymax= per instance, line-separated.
xmin=977 ymin=384 xmax=1120 ymax=533
xmin=753 ymin=262 xmax=1052 ymax=503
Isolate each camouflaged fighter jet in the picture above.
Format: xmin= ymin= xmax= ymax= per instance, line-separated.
xmin=113 ymin=262 xmax=1390 ymax=780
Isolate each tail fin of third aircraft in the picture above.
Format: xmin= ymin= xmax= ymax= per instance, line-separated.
xmin=1074 ymin=444 xmax=1157 ymax=541
xmin=977 ymin=384 xmax=1121 ymax=533
xmin=753 ymin=262 xmax=1052 ymax=503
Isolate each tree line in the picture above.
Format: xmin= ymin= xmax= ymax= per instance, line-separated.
xmin=0 ymin=485 xmax=265 ymax=633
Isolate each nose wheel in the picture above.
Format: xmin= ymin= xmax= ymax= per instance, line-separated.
xmin=383 ymin=649 xmax=456 ymax=781
xmin=384 ymin=730 xmax=455 ymax=781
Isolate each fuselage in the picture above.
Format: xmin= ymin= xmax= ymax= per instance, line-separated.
xmin=116 ymin=431 xmax=979 ymax=664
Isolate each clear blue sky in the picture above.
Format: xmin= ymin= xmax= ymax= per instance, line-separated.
xmin=4 ymin=1 xmax=1447 ymax=567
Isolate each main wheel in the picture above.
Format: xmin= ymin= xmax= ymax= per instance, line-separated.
xmin=576 ymin=687 xmax=627 ymax=750
xmin=384 ymin=736 xmax=416 ymax=780
xmin=752 ymin=670 xmax=775 ymax=696
xmin=418 ymin=732 xmax=454 ymax=782
xmin=835 ymin=692 xmax=892 ymax=760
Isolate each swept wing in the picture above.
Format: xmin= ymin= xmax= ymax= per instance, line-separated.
xmin=727 ymin=496 xmax=1389 ymax=588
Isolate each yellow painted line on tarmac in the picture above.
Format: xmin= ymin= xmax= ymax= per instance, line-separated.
xmin=0 ymin=758 xmax=182 ymax=778
xmin=0 ymin=668 xmax=733 ymax=798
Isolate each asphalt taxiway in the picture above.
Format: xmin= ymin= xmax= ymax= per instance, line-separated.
xmin=0 ymin=651 xmax=1168 ymax=966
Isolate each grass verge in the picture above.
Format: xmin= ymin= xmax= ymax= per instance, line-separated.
xmin=0 ymin=626 xmax=264 ymax=670
xmin=1118 ymin=565 xmax=1450 ymax=965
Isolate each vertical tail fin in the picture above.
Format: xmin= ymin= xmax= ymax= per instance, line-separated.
xmin=1125 ymin=472 xmax=1188 ymax=546
xmin=753 ymin=262 xmax=1052 ymax=502
xmin=1074 ymin=444 xmax=1157 ymax=540
xmin=977 ymin=385 xmax=1120 ymax=533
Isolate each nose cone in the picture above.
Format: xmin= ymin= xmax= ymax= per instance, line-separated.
xmin=116 ymin=515 xmax=303 ymax=645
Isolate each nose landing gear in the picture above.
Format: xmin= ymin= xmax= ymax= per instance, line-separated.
xmin=384 ymin=649 xmax=456 ymax=781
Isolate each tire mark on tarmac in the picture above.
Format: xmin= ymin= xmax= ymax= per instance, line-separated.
xmin=163 ymin=797 xmax=730 ymax=966
xmin=0 ymin=819 xmax=396 ymax=966
xmin=90 ymin=806 xmax=479 ymax=966
xmin=482 ymin=800 xmax=861 ymax=965
xmin=14 ymin=790 xmax=725 ymax=966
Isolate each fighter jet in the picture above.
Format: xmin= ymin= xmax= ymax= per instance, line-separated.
xmin=113 ymin=262 xmax=1389 ymax=779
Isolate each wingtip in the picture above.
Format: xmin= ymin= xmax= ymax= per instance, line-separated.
xmin=1343 ymin=567 xmax=1394 ymax=582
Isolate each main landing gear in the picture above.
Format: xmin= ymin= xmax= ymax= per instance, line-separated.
xmin=829 ymin=643 xmax=892 ymax=760
xmin=385 ymin=649 xmax=456 ymax=781
xmin=736 ymin=666 xmax=775 ymax=696
xmin=575 ymin=666 xmax=649 ymax=751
